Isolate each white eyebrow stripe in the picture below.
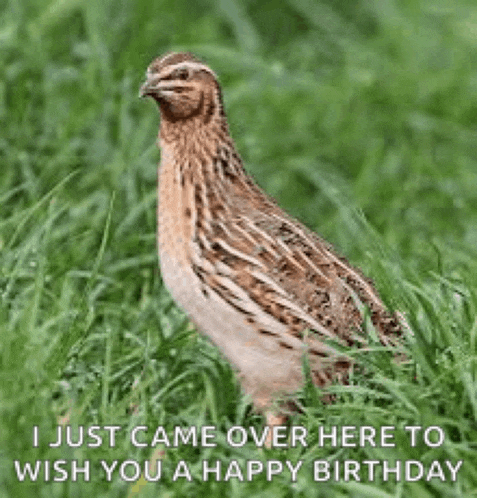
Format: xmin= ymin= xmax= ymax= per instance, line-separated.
xmin=158 ymin=61 xmax=217 ymax=79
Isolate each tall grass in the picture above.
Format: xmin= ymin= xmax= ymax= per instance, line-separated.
xmin=1 ymin=0 xmax=477 ymax=496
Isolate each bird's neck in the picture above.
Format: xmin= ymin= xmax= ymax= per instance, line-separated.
xmin=158 ymin=114 xmax=248 ymax=184
xmin=157 ymin=111 xmax=271 ymax=260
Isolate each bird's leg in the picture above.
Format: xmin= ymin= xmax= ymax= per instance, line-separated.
xmin=264 ymin=411 xmax=288 ymax=449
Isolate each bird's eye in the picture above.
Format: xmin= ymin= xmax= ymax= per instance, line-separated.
xmin=176 ymin=68 xmax=189 ymax=80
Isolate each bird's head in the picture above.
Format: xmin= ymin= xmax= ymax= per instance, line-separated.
xmin=140 ymin=52 xmax=225 ymax=124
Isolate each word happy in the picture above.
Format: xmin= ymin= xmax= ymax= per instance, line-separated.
xmin=14 ymin=458 xmax=463 ymax=483
xmin=13 ymin=424 xmax=464 ymax=484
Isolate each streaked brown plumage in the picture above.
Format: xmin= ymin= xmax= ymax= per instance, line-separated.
xmin=140 ymin=52 xmax=403 ymax=422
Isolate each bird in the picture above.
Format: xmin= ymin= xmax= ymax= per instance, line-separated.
xmin=140 ymin=51 xmax=403 ymax=428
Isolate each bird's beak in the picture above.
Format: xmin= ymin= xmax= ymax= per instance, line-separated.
xmin=139 ymin=78 xmax=178 ymax=99
xmin=139 ymin=78 xmax=157 ymax=98
xmin=140 ymin=77 xmax=189 ymax=99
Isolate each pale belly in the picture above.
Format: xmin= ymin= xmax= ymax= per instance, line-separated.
xmin=157 ymin=153 xmax=304 ymax=408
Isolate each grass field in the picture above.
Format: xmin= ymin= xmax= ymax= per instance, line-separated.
xmin=1 ymin=0 xmax=477 ymax=496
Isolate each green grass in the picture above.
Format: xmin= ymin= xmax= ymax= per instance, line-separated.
xmin=1 ymin=0 xmax=477 ymax=496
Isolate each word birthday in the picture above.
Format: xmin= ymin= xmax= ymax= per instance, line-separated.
xmin=14 ymin=458 xmax=463 ymax=483
xmin=313 ymin=459 xmax=463 ymax=482
xmin=13 ymin=424 xmax=464 ymax=484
